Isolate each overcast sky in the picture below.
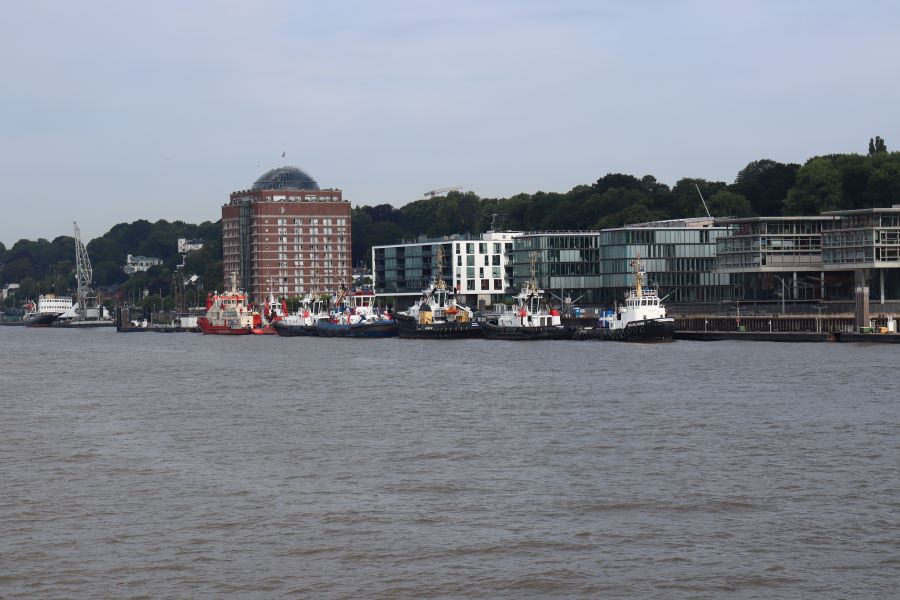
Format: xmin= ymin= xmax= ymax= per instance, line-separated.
xmin=2 ymin=0 xmax=898 ymax=245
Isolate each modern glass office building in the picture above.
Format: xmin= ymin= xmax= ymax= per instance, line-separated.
xmin=713 ymin=217 xmax=834 ymax=302
xmin=822 ymin=207 xmax=900 ymax=303
xmin=510 ymin=218 xmax=737 ymax=307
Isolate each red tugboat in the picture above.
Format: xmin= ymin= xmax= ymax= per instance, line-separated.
xmin=198 ymin=272 xmax=262 ymax=335
xmin=250 ymin=292 xmax=288 ymax=335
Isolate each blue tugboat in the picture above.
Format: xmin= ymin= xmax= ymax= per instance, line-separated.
xmin=314 ymin=286 xmax=397 ymax=338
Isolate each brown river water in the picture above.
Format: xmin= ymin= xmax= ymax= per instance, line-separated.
xmin=1 ymin=327 xmax=898 ymax=598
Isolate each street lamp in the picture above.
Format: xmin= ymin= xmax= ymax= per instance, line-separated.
xmin=773 ymin=275 xmax=787 ymax=315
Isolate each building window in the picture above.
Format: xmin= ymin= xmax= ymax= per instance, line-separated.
xmin=494 ymin=279 xmax=503 ymax=290
xmin=467 ymin=280 xmax=475 ymax=290
xmin=481 ymin=279 xmax=489 ymax=290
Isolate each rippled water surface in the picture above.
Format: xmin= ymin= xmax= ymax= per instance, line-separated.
xmin=1 ymin=327 xmax=899 ymax=598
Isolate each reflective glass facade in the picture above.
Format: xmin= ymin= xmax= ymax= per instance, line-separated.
xmin=511 ymin=221 xmax=736 ymax=306
xmin=822 ymin=209 xmax=900 ymax=266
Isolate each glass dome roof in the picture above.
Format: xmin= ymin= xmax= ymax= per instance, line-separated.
xmin=252 ymin=166 xmax=320 ymax=191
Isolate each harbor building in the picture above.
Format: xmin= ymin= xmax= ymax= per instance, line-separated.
xmin=372 ymin=231 xmax=521 ymax=309
xmin=509 ymin=218 xmax=737 ymax=307
xmin=714 ymin=209 xmax=900 ymax=306
xmin=221 ymin=166 xmax=352 ymax=304
xmin=713 ymin=216 xmax=838 ymax=303
xmin=821 ymin=207 xmax=900 ymax=305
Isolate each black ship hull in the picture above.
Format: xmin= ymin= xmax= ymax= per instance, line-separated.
xmin=273 ymin=321 xmax=319 ymax=337
xmin=574 ymin=318 xmax=675 ymax=343
xmin=395 ymin=315 xmax=483 ymax=339
xmin=480 ymin=320 xmax=571 ymax=341
xmin=315 ymin=320 xmax=398 ymax=338
xmin=26 ymin=313 xmax=62 ymax=327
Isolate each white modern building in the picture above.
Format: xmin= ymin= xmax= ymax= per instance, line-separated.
xmin=123 ymin=254 xmax=162 ymax=275
xmin=177 ymin=238 xmax=204 ymax=254
xmin=373 ymin=231 xmax=522 ymax=309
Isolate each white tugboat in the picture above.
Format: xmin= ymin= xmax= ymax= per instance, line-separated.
xmin=578 ymin=254 xmax=675 ymax=342
xmin=395 ymin=248 xmax=481 ymax=339
xmin=481 ymin=253 xmax=567 ymax=340
xmin=274 ymin=286 xmax=330 ymax=337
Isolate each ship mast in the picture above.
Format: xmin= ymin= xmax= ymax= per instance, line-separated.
xmin=529 ymin=252 xmax=538 ymax=292
xmin=433 ymin=247 xmax=446 ymax=290
xmin=74 ymin=222 xmax=95 ymax=320
xmin=630 ymin=253 xmax=643 ymax=297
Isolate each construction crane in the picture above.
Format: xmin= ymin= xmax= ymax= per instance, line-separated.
xmin=73 ymin=221 xmax=96 ymax=320
xmin=424 ymin=186 xmax=463 ymax=198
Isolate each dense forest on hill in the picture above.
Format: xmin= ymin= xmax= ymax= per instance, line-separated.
xmin=3 ymin=139 xmax=899 ymax=307
xmin=0 ymin=220 xmax=222 ymax=307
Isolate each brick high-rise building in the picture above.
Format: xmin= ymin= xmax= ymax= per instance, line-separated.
xmin=222 ymin=166 xmax=352 ymax=303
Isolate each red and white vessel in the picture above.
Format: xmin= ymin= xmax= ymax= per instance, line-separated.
xmin=198 ymin=272 xmax=262 ymax=335
xmin=250 ymin=292 xmax=288 ymax=335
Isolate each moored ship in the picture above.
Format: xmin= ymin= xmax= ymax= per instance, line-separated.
xmin=198 ymin=273 xmax=262 ymax=335
xmin=250 ymin=292 xmax=288 ymax=335
xmin=481 ymin=254 xmax=568 ymax=340
xmin=274 ymin=288 xmax=329 ymax=337
xmin=315 ymin=286 xmax=397 ymax=338
xmin=574 ymin=255 xmax=675 ymax=343
xmin=395 ymin=249 xmax=481 ymax=339
xmin=25 ymin=294 xmax=74 ymax=327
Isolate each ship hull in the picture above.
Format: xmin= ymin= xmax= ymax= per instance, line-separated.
xmin=480 ymin=320 xmax=571 ymax=340
xmin=315 ymin=320 xmax=398 ymax=338
xmin=574 ymin=318 xmax=675 ymax=343
xmin=198 ymin=318 xmax=253 ymax=335
xmin=250 ymin=326 xmax=277 ymax=335
xmin=395 ymin=314 xmax=483 ymax=339
xmin=273 ymin=321 xmax=319 ymax=337
xmin=26 ymin=313 xmax=62 ymax=327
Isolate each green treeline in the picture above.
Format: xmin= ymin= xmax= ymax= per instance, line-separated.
xmin=2 ymin=142 xmax=899 ymax=306
xmin=1 ymin=220 xmax=222 ymax=306
xmin=352 ymin=144 xmax=899 ymax=261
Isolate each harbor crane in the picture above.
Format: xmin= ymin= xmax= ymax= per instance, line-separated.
xmin=424 ymin=186 xmax=463 ymax=198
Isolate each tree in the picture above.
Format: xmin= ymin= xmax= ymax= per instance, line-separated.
xmin=669 ymin=178 xmax=727 ymax=218
xmin=732 ymin=159 xmax=799 ymax=216
xmin=707 ymin=190 xmax=753 ymax=218
xmin=868 ymin=136 xmax=887 ymax=155
xmin=784 ymin=158 xmax=842 ymax=215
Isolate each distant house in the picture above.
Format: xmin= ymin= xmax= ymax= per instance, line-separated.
xmin=178 ymin=238 xmax=204 ymax=254
xmin=123 ymin=254 xmax=162 ymax=275
xmin=1 ymin=283 xmax=20 ymax=301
